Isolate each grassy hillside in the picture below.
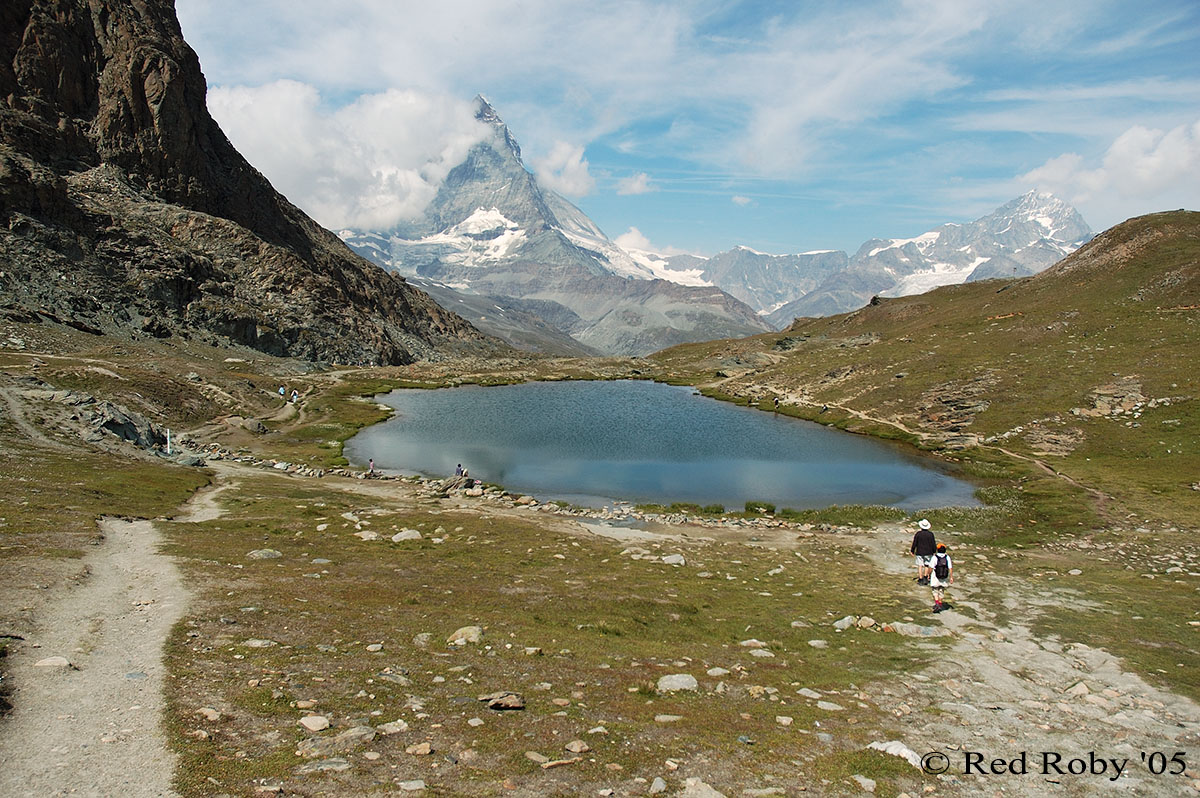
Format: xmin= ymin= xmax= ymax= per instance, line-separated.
xmin=649 ymin=211 xmax=1200 ymax=529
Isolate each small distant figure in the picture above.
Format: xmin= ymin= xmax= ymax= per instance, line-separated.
xmin=368 ymin=458 xmax=375 ymax=475
xmin=278 ymin=385 xmax=286 ymax=400
xmin=931 ymin=543 xmax=954 ymax=613
xmin=462 ymin=468 xmax=469 ymax=479
xmin=454 ymin=464 xmax=463 ymax=477
xmin=290 ymin=389 xmax=299 ymax=404
xmin=773 ymin=397 xmax=780 ymax=412
xmin=910 ymin=518 xmax=935 ymax=585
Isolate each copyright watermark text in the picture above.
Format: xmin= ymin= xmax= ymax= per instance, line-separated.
xmin=919 ymin=750 xmax=1189 ymax=782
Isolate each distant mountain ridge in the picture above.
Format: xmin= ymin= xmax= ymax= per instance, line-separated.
xmin=629 ymin=191 xmax=1091 ymax=329
xmin=341 ymin=97 xmax=771 ymax=356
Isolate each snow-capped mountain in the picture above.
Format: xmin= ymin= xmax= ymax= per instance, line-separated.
xmin=341 ymin=97 xmax=768 ymax=356
xmin=692 ymin=246 xmax=850 ymax=315
xmin=764 ymin=191 xmax=1092 ymax=327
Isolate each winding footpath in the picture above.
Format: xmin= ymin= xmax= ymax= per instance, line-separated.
xmin=0 ymin=478 xmax=229 ymax=797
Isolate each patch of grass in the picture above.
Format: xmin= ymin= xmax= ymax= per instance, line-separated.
xmin=159 ymin=472 xmax=946 ymax=795
xmin=807 ymin=748 xmax=927 ymax=796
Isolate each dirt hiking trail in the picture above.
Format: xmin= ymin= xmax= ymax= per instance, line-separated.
xmin=0 ymin=477 xmax=230 ymax=798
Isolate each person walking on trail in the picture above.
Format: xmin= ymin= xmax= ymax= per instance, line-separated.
xmin=910 ymin=518 xmax=936 ymax=585
xmin=931 ymin=542 xmax=954 ymax=613
xmin=368 ymin=458 xmax=375 ymax=475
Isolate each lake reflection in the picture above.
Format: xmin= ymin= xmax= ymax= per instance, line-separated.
xmin=344 ymin=380 xmax=978 ymax=511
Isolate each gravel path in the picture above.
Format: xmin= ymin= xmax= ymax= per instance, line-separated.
xmin=855 ymin=524 xmax=1200 ymax=796
xmin=0 ymin=475 xmax=229 ymax=798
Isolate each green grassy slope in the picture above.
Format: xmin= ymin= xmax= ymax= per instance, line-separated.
xmin=650 ymin=211 xmax=1200 ymax=528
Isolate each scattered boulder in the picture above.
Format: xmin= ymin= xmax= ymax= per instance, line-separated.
xmin=852 ymin=774 xmax=876 ymax=793
xmin=299 ymin=715 xmax=330 ymax=732
xmin=33 ymin=656 xmax=73 ymax=669
xmin=661 ymin=553 xmax=686 ymax=566
xmin=296 ymin=758 xmax=350 ymax=774
xmin=296 ymin=726 xmax=375 ymax=759
xmin=377 ymin=719 xmax=409 ymax=735
xmin=92 ymin=401 xmax=165 ymax=449
xmin=887 ymin=622 xmax=951 ymax=638
xmin=448 ymin=626 xmax=483 ymax=646
xmin=681 ymin=778 xmax=728 ymax=797
xmin=657 ymin=674 xmax=699 ymax=693
xmin=247 ymin=549 xmax=282 ymax=560
xmin=478 ymin=691 xmax=525 ymax=710
xmin=867 ymin=740 xmax=923 ymax=770
xmin=391 ymin=529 xmax=422 ymax=542
xmin=241 ymin=418 xmax=268 ymax=434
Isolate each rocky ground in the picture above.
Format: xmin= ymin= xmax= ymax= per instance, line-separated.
xmin=1 ymin=352 xmax=1198 ymax=797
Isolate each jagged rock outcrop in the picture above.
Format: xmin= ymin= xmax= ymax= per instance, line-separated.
xmin=0 ymin=0 xmax=493 ymax=364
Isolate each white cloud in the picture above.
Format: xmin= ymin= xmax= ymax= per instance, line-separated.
xmin=614 ymin=226 xmax=691 ymax=257
xmin=731 ymin=195 xmax=752 ymax=206
xmin=532 ymin=141 xmax=595 ymax=197
xmin=1022 ymin=119 xmax=1200 ymax=228
xmin=206 ymin=82 xmax=488 ymax=230
xmin=616 ymin=172 xmax=654 ymax=195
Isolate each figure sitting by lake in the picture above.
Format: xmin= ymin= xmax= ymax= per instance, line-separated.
xmin=455 ymin=464 xmax=463 ymax=476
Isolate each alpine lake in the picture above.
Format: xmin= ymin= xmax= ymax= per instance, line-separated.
xmin=344 ymin=379 xmax=979 ymax=511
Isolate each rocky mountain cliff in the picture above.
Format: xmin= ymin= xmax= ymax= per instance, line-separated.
xmin=341 ymin=97 xmax=769 ymax=356
xmin=684 ymin=246 xmax=850 ymax=316
xmin=0 ymin=0 xmax=491 ymax=365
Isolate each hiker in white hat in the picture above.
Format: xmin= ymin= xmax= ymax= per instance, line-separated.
xmin=909 ymin=518 xmax=936 ymax=585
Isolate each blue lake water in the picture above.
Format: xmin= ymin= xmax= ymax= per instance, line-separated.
xmin=344 ymin=380 xmax=979 ymax=511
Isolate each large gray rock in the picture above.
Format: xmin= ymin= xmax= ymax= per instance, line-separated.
xmin=92 ymin=402 xmax=165 ymax=449
xmin=296 ymin=726 xmax=376 ymax=758
xmin=656 ymin=674 xmax=699 ymax=693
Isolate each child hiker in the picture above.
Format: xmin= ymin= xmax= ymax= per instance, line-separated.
xmin=931 ymin=542 xmax=953 ymax=613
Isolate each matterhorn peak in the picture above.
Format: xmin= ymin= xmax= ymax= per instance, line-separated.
xmin=473 ymin=94 xmax=521 ymax=159
xmin=474 ymin=94 xmax=501 ymax=125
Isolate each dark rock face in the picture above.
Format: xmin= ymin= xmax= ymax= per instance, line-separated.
xmin=0 ymin=0 xmax=491 ymax=364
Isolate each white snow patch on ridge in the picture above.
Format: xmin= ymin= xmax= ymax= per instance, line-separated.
xmin=868 ymin=231 xmax=941 ymax=258
xmin=623 ymin=248 xmax=711 ymax=287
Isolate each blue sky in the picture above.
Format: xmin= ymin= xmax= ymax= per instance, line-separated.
xmin=176 ymin=0 xmax=1200 ymax=257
